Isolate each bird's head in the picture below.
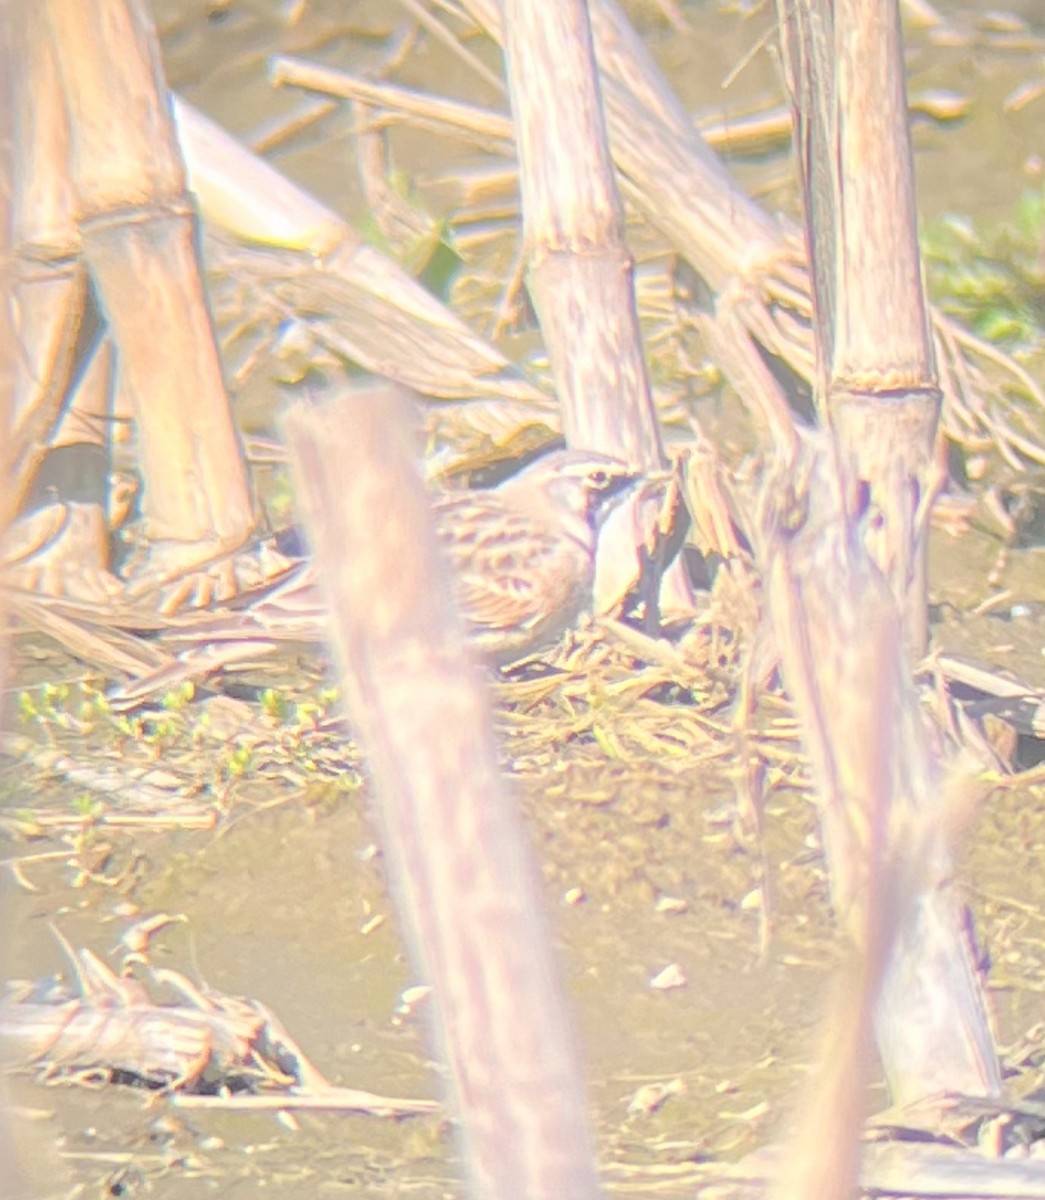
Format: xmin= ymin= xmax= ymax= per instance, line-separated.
xmin=500 ymin=450 xmax=639 ymax=542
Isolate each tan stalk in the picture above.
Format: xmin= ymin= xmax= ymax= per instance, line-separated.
xmin=43 ymin=0 xmax=254 ymax=588
xmin=501 ymin=0 xmax=661 ymax=469
xmin=767 ymin=529 xmax=902 ymax=1200
xmin=464 ymin=0 xmax=787 ymax=290
xmin=283 ymin=380 xmax=602 ymax=1200
xmin=8 ymin=3 xmax=88 ymax=507
xmin=754 ymin=441 xmax=997 ymax=1200
xmin=269 ymin=59 xmax=514 ymax=154
xmin=0 ymin=11 xmax=20 ymax=1179
xmin=499 ymin=0 xmax=690 ymax=624
xmin=779 ymin=0 xmax=939 ymax=653
xmin=769 ymin=0 xmax=1000 ymax=1108
xmin=2 ymin=11 xmax=68 ymax=1192
xmin=172 ymin=98 xmax=348 ymax=255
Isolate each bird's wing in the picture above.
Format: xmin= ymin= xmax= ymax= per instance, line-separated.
xmin=433 ymin=495 xmax=580 ymax=637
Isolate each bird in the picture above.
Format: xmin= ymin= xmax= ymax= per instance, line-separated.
xmin=107 ymin=450 xmax=637 ymax=705
xmin=433 ymin=450 xmax=637 ymax=664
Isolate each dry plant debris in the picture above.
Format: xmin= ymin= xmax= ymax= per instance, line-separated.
xmin=1 ymin=928 xmax=436 ymax=1118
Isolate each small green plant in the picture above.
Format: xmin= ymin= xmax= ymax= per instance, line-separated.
xmin=225 ymin=743 xmax=254 ymax=779
xmin=77 ymin=681 xmax=111 ymax=722
xmin=19 ymin=682 xmax=70 ymax=724
xmin=143 ymin=714 xmax=180 ymax=745
xmin=71 ymin=793 xmax=105 ymax=821
xmin=264 ymin=466 xmax=296 ymax=528
xmin=113 ymin=712 xmax=145 ymax=741
xmin=261 ymin=687 xmax=293 ymax=723
xmin=294 ymin=697 xmax=332 ymax=728
xmin=923 ymin=190 xmax=1045 ymax=348
xmin=160 ymin=681 xmax=195 ymax=712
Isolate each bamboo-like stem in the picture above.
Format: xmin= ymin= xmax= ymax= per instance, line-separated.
xmin=769 ymin=561 xmax=901 ymax=1200
xmin=2 ymin=11 xmax=69 ymax=1191
xmin=752 ymin=435 xmax=1015 ymax=1200
xmin=501 ymin=0 xmax=662 ymax=471
xmin=802 ymin=3 xmax=933 ymax=386
xmin=773 ymin=0 xmax=999 ymax=1108
xmin=283 ymin=380 xmax=602 ymax=1200
xmin=499 ymin=0 xmax=688 ymax=623
xmin=8 ymin=3 xmax=88 ymax=507
xmin=756 ymin=438 xmax=999 ymax=1124
xmin=464 ymin=0 xmax=782 ymax=291
xmin=44 ymin=0 xmax=254 ymax=581
xmin=779 ymin=0 xmax=939 ymax=653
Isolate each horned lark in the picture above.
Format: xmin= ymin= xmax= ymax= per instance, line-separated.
xmin=108 ymin=450 xmax=636 ymax=704
xmin=435 ymin=450 xmax=636 ymax=663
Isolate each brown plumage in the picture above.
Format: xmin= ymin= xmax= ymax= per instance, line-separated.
xmin=434 ymin=451 xmax=635 ymax=663
xmin=108 ymin=450 xmax=636 ymax=704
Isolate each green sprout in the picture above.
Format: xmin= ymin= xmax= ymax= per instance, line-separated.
xmin=923 ymin=190 xmax=1045 ymax=348
xmin=160 ymin=681 xmax=195 ymax=712
xmin=71 ymin=793 xmax=105 ymax=820
xmin=225 ymin=744 xmax=254 ymax=778
xmin=261 ymin=688 xmax=293 ymax=723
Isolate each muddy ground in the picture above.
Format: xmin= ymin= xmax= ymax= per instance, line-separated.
xmin=3 ymin=2 xmax=1045 ymax=1198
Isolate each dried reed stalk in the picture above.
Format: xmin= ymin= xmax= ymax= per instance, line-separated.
xmin=7 ymin=3 xmax=89 ymax=509
xmin=462 ymin=0 xmax=794 ymax=286
xmin=2 ymin=14 xmax=63 ymax=1190
xmin=499 ymin=0 xmax=691 ymax=618
xmin=779 ymin=0 xmax=939 ymax=652
xmin=176 ymin=97 xmax=548 ymax=409
xmin=0 ymin=943 xmax=439 ymax=1116
xmin=755 ymin=443 xmax=986 ymax=1200
xmin=283 ymin=380 xmax=602 ymax=1200
xmin=0 ymin=6 xmax=25 ymax=1194
xmin=43 ymin=0 xmax=254 ymax=583
xmin=501 ymin=0 xmax=661 ymax=470
xmin=773 ymin=0 xmax=1000 ymax=1107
